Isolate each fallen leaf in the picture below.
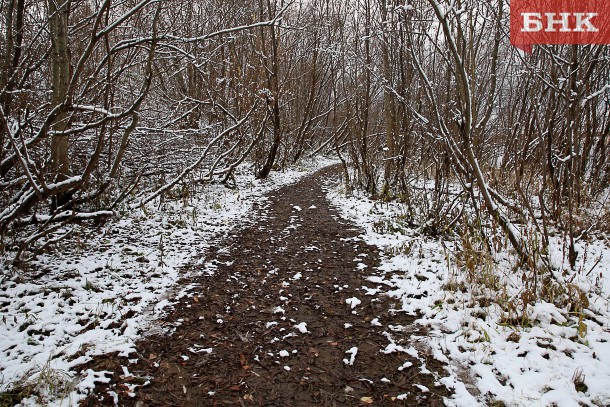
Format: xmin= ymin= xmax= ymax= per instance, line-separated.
xmin=239 ymin=354 xmax=250 ymax=370
xmin=243 ymin=394 xmax=254 ymax=401
xmin=361 ymin=396 xmax=374 ymax=404
xmin=148 ymin=353 xmax=157 ymax=360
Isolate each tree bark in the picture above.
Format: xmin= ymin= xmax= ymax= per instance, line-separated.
xmin=257 ymin=0 xmax=282 ymax=179
xmin=48 ymin=0 xmax=72 ymax=208
xmin=380 ymin=0 xmax=398 ymax=193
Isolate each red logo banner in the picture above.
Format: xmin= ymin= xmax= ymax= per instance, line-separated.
xmin=511 ymin=0 xmax=610 ymax=53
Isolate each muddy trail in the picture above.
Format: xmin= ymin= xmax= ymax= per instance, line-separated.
xmin=81 ymin=166 xmax=451 ymax=406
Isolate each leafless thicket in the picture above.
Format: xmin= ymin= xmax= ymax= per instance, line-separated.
xmin=333 ymin=0 xmax=610 ymax=306
xmin=1 ymin=0 xmax=609 ymax=285
xmin=0 ymin=0 xmax=337 ymax=263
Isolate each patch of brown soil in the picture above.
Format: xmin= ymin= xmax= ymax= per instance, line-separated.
xmin=79 ymin=166 xmax=451 ymax=406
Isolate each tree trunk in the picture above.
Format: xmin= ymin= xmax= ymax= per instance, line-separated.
xmin=257 ymin=0 xmax=282 ymax=179
xmin=48 ymin=0 xmax=72 ymax=208
xmin=380 ymin=0 xmax=397 ymax=194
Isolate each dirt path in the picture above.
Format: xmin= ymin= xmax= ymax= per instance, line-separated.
xmin=81 ymin=167 xmax=450 ymax=406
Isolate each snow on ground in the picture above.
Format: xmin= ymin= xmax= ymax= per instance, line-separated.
xmin=0 ymin=157 xmax=336 ymax=406
xmin=327 ymin=185 xmax=610 ymax=406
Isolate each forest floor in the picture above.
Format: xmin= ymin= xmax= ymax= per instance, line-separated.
xmin=78 ymin=166 xmax=451 ymax=406
xmin=3 ymin=162 xmax=610 ymax=406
